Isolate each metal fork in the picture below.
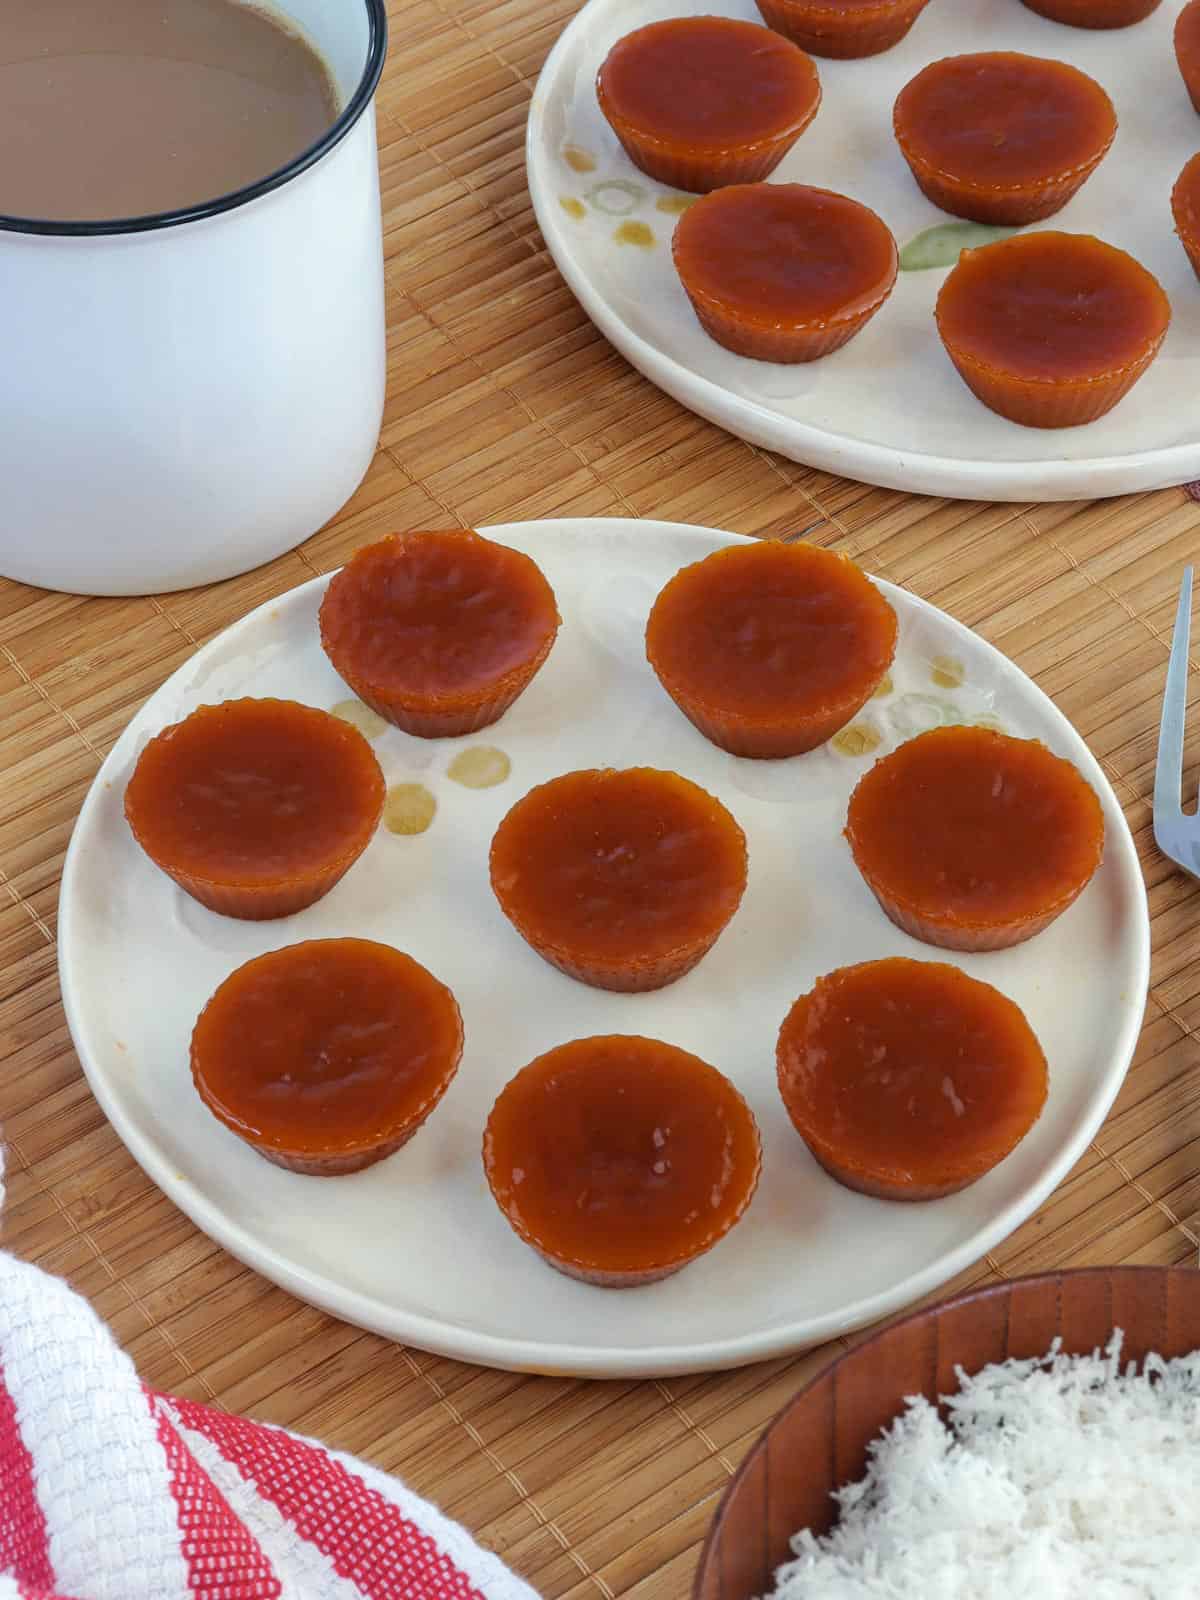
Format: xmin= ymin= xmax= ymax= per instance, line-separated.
xmin=1154 ymin=567 xmax=1199 ymax=879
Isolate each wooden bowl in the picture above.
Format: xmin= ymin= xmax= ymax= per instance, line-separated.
xmin=693 ymin=1266 xmax=1200 ymax=1600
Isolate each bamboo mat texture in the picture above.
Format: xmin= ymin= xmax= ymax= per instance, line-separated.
xmin=4 ymin=1 xmax=1200 ymax=1595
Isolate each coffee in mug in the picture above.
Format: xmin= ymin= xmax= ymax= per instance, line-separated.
xmin=0 ymin=0 xmax=339 ymax=223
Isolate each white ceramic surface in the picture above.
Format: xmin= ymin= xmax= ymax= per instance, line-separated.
xmin=528 ymin=0 xmax=1200 ymax=500
xmin=0 ymin=0 xmax=386 ymax=597
xmin=59 ymin=519 xmax=1149 ymax=1377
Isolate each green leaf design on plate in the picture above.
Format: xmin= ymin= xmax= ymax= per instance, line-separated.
xmin=586 ymin=178 xmax=645 ymax=217
xmin=899 ymin=222 xmax=1020 ymax=272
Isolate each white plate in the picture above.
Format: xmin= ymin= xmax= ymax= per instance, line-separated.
xmin=59 ymin=520 xmax=1149 ymax=1377
xmin=527 ymin=0 xmax=1200 ymax=500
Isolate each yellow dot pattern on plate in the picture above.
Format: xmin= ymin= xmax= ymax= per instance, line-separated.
xmin=563 ymin=145 xmax=596 ymax=173
xmin=831 ymin=722 xmax=882 ymax=758
xmin=872 ymin=672 xmax=894 ymax=699
xmin=614 ymin=220 xmax=654 ymax=248
xmin=384 ymin=783 xmax=437 ymax=836
xmin=655 ymin=194 xmax=698 ymax=214
xmin=447 ymin=746 xmax=511 ymax=789
xmin=930 ymin=655 xmax=966 ymax=689
xmin=559 ymin=197 xmax=586 ymax=220
xmin=330 ymin=699 xmax=388 ymax=740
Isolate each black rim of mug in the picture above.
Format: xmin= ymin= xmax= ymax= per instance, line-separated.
xmin=0 ymin=0 xmax=390 ymax=237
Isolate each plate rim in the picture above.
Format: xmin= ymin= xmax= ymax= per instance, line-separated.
xmin=526 ymin=1 xmax=1200 ymax=503
xmin=58 ymin=516 xmax=1151 ymax=1377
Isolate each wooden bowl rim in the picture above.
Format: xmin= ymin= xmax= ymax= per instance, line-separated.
xmin=692 ymin=1263 xmax=1200 ymax=1598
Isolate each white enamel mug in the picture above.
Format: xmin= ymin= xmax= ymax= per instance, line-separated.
xmin=0 ymin=0 xmax=387 ymax=597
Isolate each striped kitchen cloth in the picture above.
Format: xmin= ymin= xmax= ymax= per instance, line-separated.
xmin=0 ymin=1228 xmax=539 ymax=1600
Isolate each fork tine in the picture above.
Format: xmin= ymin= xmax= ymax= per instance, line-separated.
xmin=1154 ymin=566 xmax=1193 ymax=829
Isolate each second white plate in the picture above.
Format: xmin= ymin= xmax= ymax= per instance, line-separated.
xmin=527 ymin=0 xmax=1200 ymax=499
xmin=59 ymin=519 xmax=1148 ymax=1376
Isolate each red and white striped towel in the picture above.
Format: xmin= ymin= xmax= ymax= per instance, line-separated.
xmin=0 ymin=1192 xmax=540 ymax=1600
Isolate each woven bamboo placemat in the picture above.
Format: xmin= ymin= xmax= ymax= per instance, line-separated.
xmin=3 ymin=1 xmax=1200 ymax=1594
